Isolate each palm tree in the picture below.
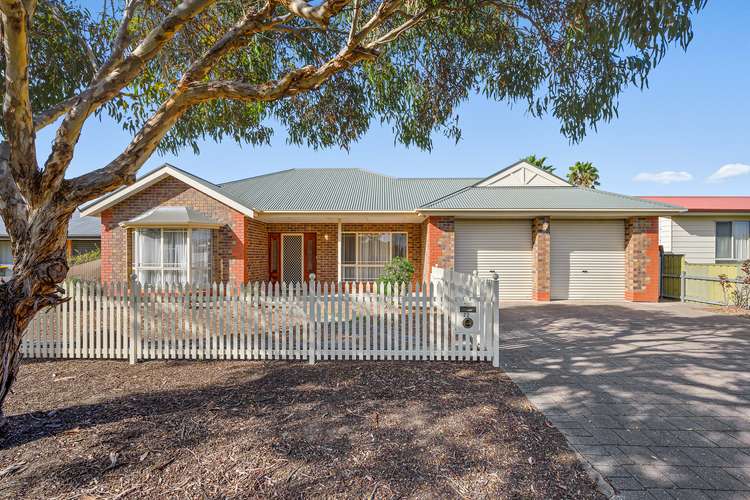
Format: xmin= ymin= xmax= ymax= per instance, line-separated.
xmin=567 ymin=162 xmax=601 ymax=188
xmin=521 ymin=154 xmax=555 ymax=173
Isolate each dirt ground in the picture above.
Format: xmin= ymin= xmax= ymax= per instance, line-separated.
xmin=0 ymin=360 xmax=602 ymax=499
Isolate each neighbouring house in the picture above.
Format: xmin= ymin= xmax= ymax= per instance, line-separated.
xmin=0 ymin=210 xmax=101 ymax=280
xmin=640 ymin=197 xmax=750 ymax=264
xmin=80 ymin=161 xmax=683 ymax=301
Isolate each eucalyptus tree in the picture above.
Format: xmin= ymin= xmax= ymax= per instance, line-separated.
xmin=0 ymin=0 xmax=704 ymax=421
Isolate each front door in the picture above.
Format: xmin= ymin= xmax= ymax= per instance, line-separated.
xmin=282 ymin=234 xmax=304 ymax=283
xmin=269 ymin=232 xmax=316 ymax=283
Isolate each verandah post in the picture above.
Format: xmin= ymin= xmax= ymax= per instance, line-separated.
xmin=129 ymin=275 xmax=141 ymax=365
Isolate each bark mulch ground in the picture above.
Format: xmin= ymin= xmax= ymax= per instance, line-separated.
xmin=0 ymin=360 xmax=603 ymax=499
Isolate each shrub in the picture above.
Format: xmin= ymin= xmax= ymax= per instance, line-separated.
xmin=376 ymin=257 xmax=415 ymax=288
xmin=69 ymin=247 xmax=101 ymax=266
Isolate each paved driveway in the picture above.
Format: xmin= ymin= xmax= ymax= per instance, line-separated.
xmin=499 ymin=301 xmax=750 ymax=500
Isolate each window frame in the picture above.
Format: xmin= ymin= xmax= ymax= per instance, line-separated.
xmin=341 ymin=231 xmax=408 ymax=282
xmin=0 ymin=240 xmax=12 ymax=279
xmin=715 ymin=221 xmax=750 ymax=262
xmin=133 ymin=227 xmax=212 ymax=287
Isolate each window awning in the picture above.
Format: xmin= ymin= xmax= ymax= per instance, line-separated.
xmin=120 ymin=207 xmax=223 ymax=229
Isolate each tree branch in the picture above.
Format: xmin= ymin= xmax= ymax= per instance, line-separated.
xmin=39 ymin=0 xmax=217 ymax=205
xmin=1 ymin=0 xmax=39 ymax=201
xmin=176 ymin=2 xmax=281 ymax=89
xmin=278 ymin=0 xmax=351 ymax=27
xmin=65 ymin=44 xmax=379 ymax=205
xmin=92 ymin=0 xmax=142 ymax=81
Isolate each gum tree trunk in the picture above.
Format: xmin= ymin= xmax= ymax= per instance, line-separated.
xmin=0 ymin=211 xmax=72 ymax=427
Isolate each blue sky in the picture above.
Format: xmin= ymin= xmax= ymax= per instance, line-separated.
xmin=41 ymin=1 xmax=750 ymax=196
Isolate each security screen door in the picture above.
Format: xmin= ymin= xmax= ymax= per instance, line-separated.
xmin=281 ymin=234 xmax=304 ymax=283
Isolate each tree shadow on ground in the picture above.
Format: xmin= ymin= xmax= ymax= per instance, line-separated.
xmin=499 ymin=301 xmax=750 ymax=429
xmin=0 ymin=360 xmax=602 ymax=499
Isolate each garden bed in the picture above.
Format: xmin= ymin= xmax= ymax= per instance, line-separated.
xmin=0 ymin=360 xmax=602 ymax=499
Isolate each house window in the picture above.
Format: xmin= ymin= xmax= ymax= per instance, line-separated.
xmin=0 ymin=240 xmax=12 ymax=279
xmin=341 ymin=232 xmax=407 ymax=282
xmin=134 ymin=228 xmax=212 ymax=286
xmin=716 ymin=221 xmax=749 ymax=261
xmin=71 ymin=240 xmax=100 ymax=257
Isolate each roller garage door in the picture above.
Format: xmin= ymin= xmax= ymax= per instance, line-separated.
xmin=550 ymin=220 xmax=625 ymax=300
xmin=455 ymin=220 xmax=533 ymax=300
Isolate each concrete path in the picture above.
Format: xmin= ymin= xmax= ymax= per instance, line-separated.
xmin=499 ymin=301 xmax=750 ymax=500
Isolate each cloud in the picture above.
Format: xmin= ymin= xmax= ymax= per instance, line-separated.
xmin=707 ymin=163 xmax=750 ymax=183
xmin=633 ymin=171 xmax=693 ymax=184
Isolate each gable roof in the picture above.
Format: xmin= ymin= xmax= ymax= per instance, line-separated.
xmin=0 ymin=210 xmax=101 ymax=239
xmin=80 ymin=162 xmax=683 ymax=217
xmin=475 ymin=161 xmax=570 ymax=187
xmin=640 ymin=196 xmax=750 ymax=213
xmin=420 ymin=187 xmax=685 ymax=212
xmin=81 ymin=164 xmax=256 ymax=217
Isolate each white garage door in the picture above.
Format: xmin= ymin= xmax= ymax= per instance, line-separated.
xmin=551 ymin=220 xmax=625 ymax=300
xmin=455 ymin=220 xmax=533 ymax=300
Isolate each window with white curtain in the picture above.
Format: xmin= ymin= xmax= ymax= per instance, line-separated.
xmin=0 ymin=240 xmax=12 ymax=279
xmin=134 ymin=228 xmax=212 ymax=286
xmin=341 ymin=232 xmax=407 ymax=281
xmin=716 ymin=221 xmax=749 ymax=261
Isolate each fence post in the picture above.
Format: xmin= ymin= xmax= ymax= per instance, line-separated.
xmin=680 ymin=271 xmax=686 ymax=303
xmin=308 ymin=273 xmax=316 ymax=365
xmin=129 ymin=274 xmax=140 ymax=365
xmin=492 ymin=272 xmax=500 ymax=368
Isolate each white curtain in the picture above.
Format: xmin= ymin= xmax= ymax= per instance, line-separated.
xmin=137 ymin=229 xmax=161 ymax=266
xmin=358 ymin=233 xmax=390 ymax=263
xmin=191 ymin=229 xmax=212 ymax=285
xmin=734 ymin=222 xmax=749 ymax=261
xmin=716 ymin=222 xmax=733 ymax=260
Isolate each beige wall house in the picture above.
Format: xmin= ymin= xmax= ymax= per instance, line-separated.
xmin=641 ymin=197 xmax=750 ymax=264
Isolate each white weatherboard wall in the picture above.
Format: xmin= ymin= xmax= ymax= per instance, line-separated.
xmin=659 ymin=217 xmax=673 ymax=253
xmin=665 ymin=216 xmax=750 ymax=264
xmin=454 ymin=219 xmax=533 ymax=300
xmin=551 ymin=220 xmax=625 ymax=300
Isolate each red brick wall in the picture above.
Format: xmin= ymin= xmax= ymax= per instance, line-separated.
xmin=246 ymin=217 xmax=268 ymax=283
xmin=625 ymin=216 xmax=660 ymax=302
xmin=532 ymin=217 xmax=551 ymax=301
xmin=100 ymin=177 xmax=247 ymax=284
xmin=423 ymin=216 xmax=455 ymax=281
xmin=263 ymin=222 xmax=424 ymax=283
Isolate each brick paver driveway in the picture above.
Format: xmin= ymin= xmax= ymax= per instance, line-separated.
xmin=500 ymin=301 xmax=750 ymax=500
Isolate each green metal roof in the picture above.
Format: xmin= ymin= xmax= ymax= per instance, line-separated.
xmin=82 ymin=164 xmax=685 ymax=215
xmin=218 ymin=168 xmax=479 ymax=212
xmin=419 ymin=186 xmax=684 ymax=212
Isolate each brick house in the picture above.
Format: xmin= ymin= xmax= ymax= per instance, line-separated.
xmin=81 ymin=162 xmax=684 ymax=302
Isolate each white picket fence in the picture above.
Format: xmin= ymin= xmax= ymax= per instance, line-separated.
xmin=22 ymin=270 xmax=500 ymax=366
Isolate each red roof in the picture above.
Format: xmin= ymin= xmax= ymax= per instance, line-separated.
xmin=640 ymin=196 xmax=750 ymax=212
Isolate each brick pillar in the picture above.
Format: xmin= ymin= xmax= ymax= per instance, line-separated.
xmin=423 ymin=216 xmax=454 ymax=281
xmin=625 ymin=216 xmax=660 ymax=302
xmin=100 ymin=209 xmax=114 ymax=283
xmin=532 ymin=217 xmax=551 ymax=301
xmin=229 ymin=211 xmax=248 ymax=284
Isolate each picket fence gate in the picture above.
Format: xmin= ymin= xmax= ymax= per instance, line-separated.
xmin=22 ymin=271 xmax=500 ymax=366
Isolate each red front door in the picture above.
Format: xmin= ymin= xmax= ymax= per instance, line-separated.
xmin=269 ymin=232 xmax=316 ymax=283
xmin=268 ymin=232 xmax=281 ymax=282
